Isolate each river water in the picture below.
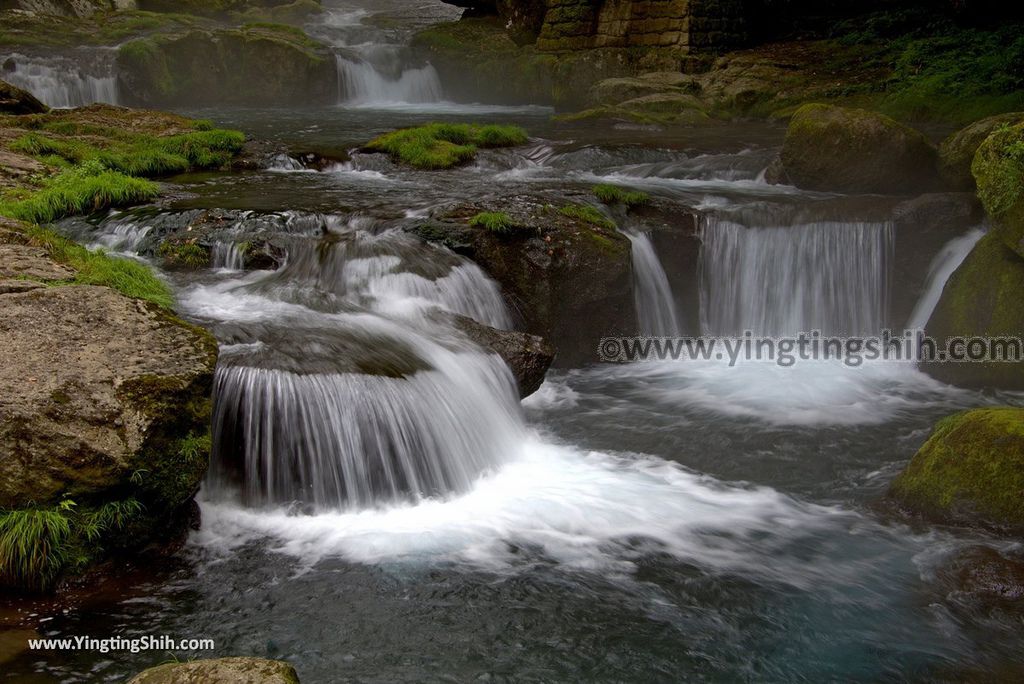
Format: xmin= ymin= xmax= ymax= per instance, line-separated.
xmin=5 ymin=1 xmax=1024 ymax=682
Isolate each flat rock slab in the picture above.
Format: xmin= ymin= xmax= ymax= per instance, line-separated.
xmin=128 ymin=657 xmax=300 ymax=684
xmin=0 ymin=243 xmax=75 ymax=281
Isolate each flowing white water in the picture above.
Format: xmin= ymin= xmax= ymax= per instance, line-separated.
xmin=213 ymin=242 xmax=246 ymax=271
xmin=2 ymin=53 xmax=118 ymax=107
xmin=335 ymin=55 xmax=443 ymax=105
xmin=624 ymin=229 xmax=682 ymax=336
xmin=906 ymin=226 xmax=986 ymax=331
xmin=699 ymin=216 xmax=894 ymax=337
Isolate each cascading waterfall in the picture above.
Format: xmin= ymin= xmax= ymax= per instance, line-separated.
xmin=213 ymin=242 xmax=246 ymax=271
xmin=906 ymin=227 xmax=986 ymax=331
xmin=624 ymin=229 xmax=682 ymax=336
xmin=698 ymin=216 xmax=894 ymax=337
xmin=2 ymin=53 xmax=119 ymax=107
xmin=335 ymin=54 xmax=443 ymax=105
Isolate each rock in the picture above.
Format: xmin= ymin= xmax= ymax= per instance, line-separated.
xmin=446 ymin=312 xmax=554 ymax=398
xmin=0 ymin=79 xmax=47 ymax=115
xmin=922 ymin=232 xmax=1024 ymax=389
xmin=972 ymin=120 xmax=1024 ymax=259
xmin=937 ymin=546 xmax=1024 ymax=611
xmin=889 ymin=408 xmax=1024 ymax=532
xmin=116 ymin=25 xmax=336 ymax=107
xmin=938 ymin=112 xmax=1024 ymax=191
xmin=0 ymin=223 xmax=218 ymax=588
xmin=128 ymin=657 xmax=300 ymax=684
xmin=410 ymin=195 xmax=635 ymax=366
xmin=586 ymin=76 xmax=686 ymax=107
xmin=775 ymin=103 xmax=942 ymax=194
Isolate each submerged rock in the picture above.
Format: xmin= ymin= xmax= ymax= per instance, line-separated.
xmin=446 ymin=312 xmax=554 ymax=398
xmin=889 ymin=408 xmax=1024 ymax=533
xmin=0 ymin=78 xmax=47 ymax=115
xmin=773 ymin=104 xmax=942 ymax=194
xmin=937 ymin=546 xmax=1024 ymax=612
xmin=411 ymin=195 xmax=635 ymax=366
xmin=0 ymin=221 xmax=218 ymax=589
xmin=938 ymin=112 xmax=1024 ymax=191
xmin=128 ymin=657 xmax=300 ymax=684
xmin=923 ymin=232 xmax=1024 ymax=389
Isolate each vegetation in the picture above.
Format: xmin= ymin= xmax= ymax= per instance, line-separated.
xmin=559 ymin=204 xmax=616 ymax=230
xmin=0 ymin=161 xmax=159 ymax=225
xmin=18 ymin=222 xmax=174 ymax=308
xmin=365 ymin=123 xmax=528 ymax=169
xmin=159 ymin=240 xmax=212 ymax=269
xmin=469 ymin=211 xmax=521 ymax=236
xmin=972 ymin=122 xmax=1024 ymax=220
xmin=592 ymin=184 xmax=650 ymax=208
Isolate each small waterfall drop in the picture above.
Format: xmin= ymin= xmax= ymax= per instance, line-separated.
xmin=699 ymin=216 xmax=893 ymax=336
xmin=2 ymin=53 xmax=119 ymax=108
xmin=335 ymin=55 xmax=443 ymax=105
xmin=213 ymin=242 xmax=246 ymax=271
xmin=624 ymin=229 xmax=682 ymax=336
xmin=906 ymin=226 xmax=986 ymax=331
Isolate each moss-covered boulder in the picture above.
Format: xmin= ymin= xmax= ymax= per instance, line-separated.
xmin=410 ymin=195 xmax=634 ymax=366
xmin=889 ymin=408 xmax=1024 ymax=533
xmin=972 ymin=120 xmax=1024 ymax=260
xmin=938 ymin=112 xmax=1024 ymax=191
xmin=117 ymin=24 xmax=335 ymax=107
xmin=129 ymin=657 xmax=300 ymax=684
xmin=0 ymin=221 xmax=218 ymax=590
xmin=0 ymin=79 xmax=47 ymax=115
xmin=922 ymin=232 xmax=1024 ymax=389
xmin=775 ymin=104 xmax=942 ymax=194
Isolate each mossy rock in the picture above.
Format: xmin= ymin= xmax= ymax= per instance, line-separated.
xmin=938 ymin=112 xmax=1024 ymax=191
xmin=128 ymin=657 xmax=300 ymax=684
xmin=972 ymin=121 xmax=1024 ymax=259
xmin=777 ymin=103 xmax=942 ymax=194
xmin=922 ymin=232 xmax=1024 ymax=389
xmin=889 ymin=408 xmax=1024 ymax=533
xmin=116 ymin=25 xmax=335 ymax=107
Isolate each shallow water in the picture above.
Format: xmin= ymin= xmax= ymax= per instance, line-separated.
xmin=7 ymin=2 xmax=1024 ymax=682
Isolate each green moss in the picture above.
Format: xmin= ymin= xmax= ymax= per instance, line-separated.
xmin=365 ymin=123 xmax=528 ymax=169
xmin=469 ymin=211 xmax=528 ymax=237
xmin=593 ymin=184 xmax=650 ymax=208
xmin=0 ymin=161 xmax=159 ymax=226
xmin=973 ymin=123 xmax=1024 ymax=221
xmin=559 ymin=203 xmax=616 ymax=230
xmin=890 ymin=408 xmax=1024 ymax=531
xmin=159 ymin=241 xmax=210 ymax=269
xmin=17 ymin=223 xmax=174 ymax=308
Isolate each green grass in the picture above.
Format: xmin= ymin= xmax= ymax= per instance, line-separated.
xmin=559 ymin=203 xmax=616 ymax=230
xmin=592 ymin=184 xmax=650 ymax=208
xmin=366 ymin=123 xmax=528 ymax=169
xmin=159 ymin=240 xmax=210 ymax=269
xmin=0 ymin=501 xmax=74 ymax=590
xmin=0 ymin=161 xmax=159 ymax=225
xmin=19 ymin=222 xmax=174 ymax=308
xmin=469 ymin=211 xmax=524 ymax=236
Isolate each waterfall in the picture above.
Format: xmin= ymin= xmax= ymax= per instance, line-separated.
xmin=698 ymin=216 xmax=893 ymax=337
xmin=2 ymin=53 xmax=119 ymax=108
xmin=213 ymin=242 xmax=246 ymax=271
xmin=906 ymin=227 xmax=986 ymax=331
xmin=624 ymin=229 xmax=681 ymax=336
xmin=335 ymin=55 xmax=443 ymax=105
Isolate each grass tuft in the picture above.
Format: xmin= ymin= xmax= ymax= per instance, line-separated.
xmin=366 ymin=123 xmax=528 ymax=169
xmin=0 ymin=501 xmax=74 ymax=590
xmin=559 ymin=203 xmax=616 ymax=230
xmin=592 ymin=184 xmax=650 ymax=208
xmin=469 ymin=211 xmax=523 ymax=236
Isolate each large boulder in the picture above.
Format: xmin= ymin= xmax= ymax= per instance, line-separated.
xmin=922 ymin=232 xmax=1024 ymax=389
xmin=889 ymin=408 xmax=1024 ymax=533
xmin=0 ymin=222 xmax=218 ymax=589
xmin=938 ymin=112 xmax=1024 ymax=191
xmin=129 ymin=658 xmax=299 ymax=684
xmin=411 ymin=195 xmax=635 ymax=366
xmin=117 ymin=25 xmax=336 ymax=107
xmin=774 ymin=104 xmax=942 ymax=194
xmin=972 ymin=120 xmax=1024 ymax=259
xmin=446 ymin=312 xmax=554 ymax=397
xmin=0 ymin=78 xmax=47 ymax=115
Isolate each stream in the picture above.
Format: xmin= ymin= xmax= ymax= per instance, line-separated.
xmin=5 ymin=1 xmax=1024 ymax=682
